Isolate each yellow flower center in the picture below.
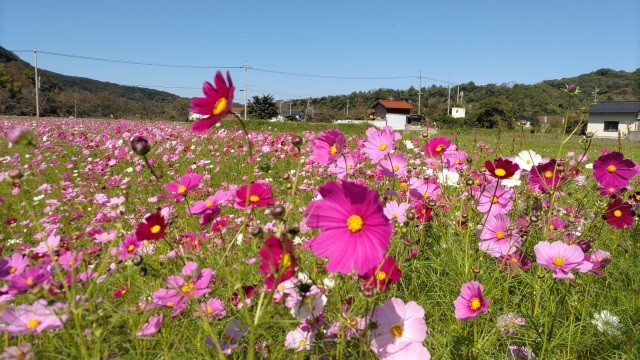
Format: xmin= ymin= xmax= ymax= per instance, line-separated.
xmin=526 ymin=159 xmax=532 ymax=164
xmin=613 ymin=210 xmax=622 ymax=217
xmin=510 ymin=257 xmax=519 ymax=264
xmin=470 ymin=297 xmax=481 ymax=310
xmin=166 ymin=301 xmax=174 ymax=308
xmin=346 ymin=214 xmax=363 ymax=232
xmin=378 ymin=143 xmax=387 ymax=151
xmin=206 ymin=306 xmax=214 ymax=314
xmin=177 ymin=185 xmax=187 ymax=194
xmin=8 ymin=266 xmax=16 ymax=274
xmin=495 ymin=230 xmax=505 ymax=240
xmin=26 ymin=318 xmax=40 ymax=329
xmin=181 ymin=283 xmax=195 ymax=294
xmin=298 ymin=339 xmax=307 ymax=348
xmin=329 ymin=144 xmax=337 ymax=155
xmin=205 ymin=200 xmax=213 ymax=207
xmin=607 ymin=164 xmax=617 ymax=173
xmin=552 ymin=257 xmax=565 ymax=267
xmin=494 ymin=168 xmax=506 ymax=177
xmin=392 ymin=165 xmax=399 ymax=172
xmin=399 ymin=182 xmax=408 ymax=191
xmin=375 ymin=271 xmax=387 ymax=281
xmin=281 ymin=253 xmax=292 ymax=268
xmin=26 ymin=277 xmax=34 ymax=286
xmin=150 ymin=225 xmax=162 ymax=234
xmin=391 ymin=212 xmax=398 ymax=219
xmin=544 ymin=170 xmax=554 ymax=179
xmin=346 ymin=164 xmax=352 ymax=170
xmin=435 ymin=145 xmax=444 ymax=152
xmin=490 ymin=196 xmax=498 ymax=204
xmin=213 ymin=97 xmax=228 ymax=115
xmin=127 ymin=244 xmax=135 ymax=252
xmin=390 ymin=325 xmax=403 ymax=338
xmin=249 ymin=195 xmax=260 ymax=203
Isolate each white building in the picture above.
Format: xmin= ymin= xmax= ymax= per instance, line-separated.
xmin=451 ymin=107 xmax=466 ymax=118
xmin=586 ymin=101 xmax=640 ymax=139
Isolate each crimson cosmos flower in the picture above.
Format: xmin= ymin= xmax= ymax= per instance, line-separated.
xmin=190 ymin=71 xmax=235 ymax=132
xmin=484 ymin=158 xmax=519 ymax=180
xmin=603 ymin=198 xmax=635 ymax=229
xmin=135 ymin=211 xmax=167 ymax=241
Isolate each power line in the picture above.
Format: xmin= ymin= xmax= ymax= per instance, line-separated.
xmin=251 ymin=67 xmax=416 ymax=80
xmin=10 ymin=49 xmax=242 ymax=69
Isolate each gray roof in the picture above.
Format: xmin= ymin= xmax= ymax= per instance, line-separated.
xmin=588 ymin=101 xmax=640 ymax=114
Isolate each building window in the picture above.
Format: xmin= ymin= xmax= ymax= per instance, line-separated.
xmin=603 ymin=121 xmax=619 ymax=132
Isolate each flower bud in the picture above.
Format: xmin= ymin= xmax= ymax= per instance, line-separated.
xmin=8 ymin=168 xmax=23 ymax=180
xmin=271 ymin=204 xmax=286 ymax=219
xmin=281 ymin=172 xmax=290 ymax=180
xmin=130 ymin=135 xmax=151 ymax=155
xmin=585 ymin=132 xmax=594 ymax=139
xmin=291 ymin=135 xmax=303 ymax=148
xmin=259 ymin=163 xmax=271 ymax=173
xmin=465 ymin=178 xmax=475 ymax=187
xmin=406 ymin=212 xmax=416 ymax=221
xmin=132 ymin=255 xmax=143 ymax=266
xmin=249 ymin=226 xmax=263 ymax=237
xmin=565 ymin=83 xmax=578 ymax=94
xmin=577 ymin=240 xmax=591 ymax=253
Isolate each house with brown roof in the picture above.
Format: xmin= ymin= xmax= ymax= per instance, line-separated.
xmin=371 ymin=100 xmax=413 ymax=130
xmin=586 ymin=101 xmax=640 ymax=139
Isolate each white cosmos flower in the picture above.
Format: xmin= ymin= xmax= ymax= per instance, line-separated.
xmin=591 ymin=310 xmax=621 ymax=335
xmin=514 ymin=150 xmax=542 ymax=171
xmin=437 ymin=169 xmax=459 ymax=186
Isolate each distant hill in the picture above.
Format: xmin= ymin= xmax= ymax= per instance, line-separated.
xmin=0 ymin=46 xmax=189 ymax=120
xmin=1 ymin=46 xmax=638 ymax=123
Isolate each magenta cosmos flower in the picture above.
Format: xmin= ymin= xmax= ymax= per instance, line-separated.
xmin=258 ymin=236 xmax=296 ymax=290
xmin=369 ymin=298 xmax=429 ymax=359
xmin=0 ymin=300 xmax=66 ymax=335
xmin=190 ymin=71 xmax=235 ymax=132
xmin=310 ymin=129 xmax=346 ymax=165
xmin=424 ymin=136 xmax=451 ymax=157
xmin=534 ymin=241 xmax=593 ymax=279
xmin=363 ymin=126 xmax=397 ymax=163
xmin=593 ymin=151 xmax=637 ymax=190
xmin=603 ymin=198 xmax=635 ymax=229
xmin=136 ymin=314 xmax=163 ymax=337
xmin=305 ymin=180 xmax=392 ymax=275
xmin=165 ymin=173 xmax=202 ymax=201
xmin=380 ymin=153 xmax=408 ymax=178
xmin=453 ymin=280 xmax=490 ymax=321
xmin=152 ymin=261 xmax=214 ymax=316
xmin=359 ymin=256 xmax=402 ymax=292
xmin=235 ymin=181 xmax=276 ymax=209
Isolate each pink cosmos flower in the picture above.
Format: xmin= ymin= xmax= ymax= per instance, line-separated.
xmin=0 ymin=253 xmax=29 ymax=281
xmin=235 ymin=181 xmax=276 ymax=209
xmin=8 ymin=265 xmax=50 ymax=294
xmin=198 ymin=298 xmax=226 ymax=319
xmin=258 ymin=236 xmax=296 ymax=290
xmin=370 ymin=298 xmax=429 ymax=359
xmin=206 ymin=319 xmax=249 ymax=354
xmin=478 ymin=214 xmax=522 ymax=257
xmin=305 ymin=180 xmax=392 ymax=275
xmin=152 ymin=261 xmax=214 ymax=317
xmin=284 ymin=325 xmax=314 ymax=351
xmin=603 ymin=198 xmax=635 ymax=229
xmin=190 ymin=71 xmax=235 ymax=132
xmin=534 ymin=241 xmax=593 ymax=279
xmin=118 ymin=234 xmax=140 ymax=261
xmin=380 ymin=153 xmax=408 ymax=178
xmin=136 ymin=314 xmax=164 ymax=337
xmin=476 ymin=181 xmax=514 ymax=215
xmin=424 ymin=136 xmax=451 ymax=157
xmin=58 ymin=250 xmax=82 ymax=271
xmin=409 ymin=179 xmax=441 ymax=204
xmin=384 ymin=201 xmax=411 ymax=223
xmin=528 ymin=159 xmax=576 ymax=193
xmin=310 ymin=129 xmax=345 ymax=165
xmin=165 ymin=173 xmax=202 ymax=201
xmin=592 ymin=151 xmax=637 ymax=190
xmin=31 ymin=234 xmax=60 ymax=254
xmin=442 ymin=148 xmax=467 ymax=170
xmin=363 ymin=126 xmax=397 ymax=163
xmin=189 ymin=189 xmax=226 ymax=225
xmin=329 ymin=153 xmax=356 ymax=179
xmin=359 ymin=256 xmax=402 ymax=292
xmin=453 ymin=280 xmax=490 ymax=321
xmin=0 ymin=300 xmax=65 ymax=335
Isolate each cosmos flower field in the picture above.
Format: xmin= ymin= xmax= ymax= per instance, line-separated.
xmin=1 ymin=79 xmax=639 ymax=359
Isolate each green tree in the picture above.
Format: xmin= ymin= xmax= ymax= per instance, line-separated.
xmin=247 ymin=95 xmax=278 ymax=119
xmin=469 ymin=98 xmax=518 ymax=129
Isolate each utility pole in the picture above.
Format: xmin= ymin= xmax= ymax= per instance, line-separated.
xmin=34 ymin=48 xmax=40 ymax=117
xmin=418 ymin=70 xmax=422 ymax=116
xmin=447 ymin=71 xmax=451 ymax=116
xmin=346 ymin=99 xmax=350 ymax=117
xmin=456 ymin=85 xmax=460 ymax=104
xmin=243 ymin=64 xmax=249 ymax=120
xmin=593 ymin=86 xmax=599 ymax=104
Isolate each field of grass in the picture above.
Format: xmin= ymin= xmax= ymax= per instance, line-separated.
xmin=0 ymin=116 xmax=639 ymax=359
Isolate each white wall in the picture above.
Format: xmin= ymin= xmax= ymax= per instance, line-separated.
xmin=386 ymin=114 xmax=407 ymax=130
xmin=586 ymin=114 xmax=638 ymax=139
xmin=451 ymin=107 xmax=465 ymax=118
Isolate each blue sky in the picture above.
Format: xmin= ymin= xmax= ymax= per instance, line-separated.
xmin=1 ymin=0 xmax=638 ymax=102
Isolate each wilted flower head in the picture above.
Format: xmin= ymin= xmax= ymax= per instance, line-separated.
xmin=591 ymin=310 xmax=621 ymax=335
xmin=130 ymin=135 xmax=151 ymax=155
xmin=496 ymin=313 xmax=526 ymax=336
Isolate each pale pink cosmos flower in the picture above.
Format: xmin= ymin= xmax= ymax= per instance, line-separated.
xmin=136 ymin=314 xmax=163 ymax=337
xmin=380 ymin=153 xmax=408 ymax=178
xmin=0 ymin=299 xmax=66 ymax=335
xmin=284 ymin=325 xmax=314 ymax=351
xmin=476 ymin=181 xmax=514 ymax=215
xmin=151 ymin=261 xmax=214 ymax=317
xmin=0 ymin=254 xmax=29 ymax=281
xmin=31 ymin=234 xmax=61 ymax=254
xmin=534 ymin=241 xmax=593 ymax=279
xmin=363 ymin=126 xmax=398 ymax=163
xmin=384 ymin=201 xmax=411 ymax=223
xmin=329 ymin=153 xmax=356 ymax=179
xmin=453 ymin=280 xmax=490 ymax=321
xmin=478 ymin=214 xmax=523 ymax=257
xmin=370 ymin=298 xmax=429 ymax=359
xmin=198 ymin=298 xmax=226 ymax=319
